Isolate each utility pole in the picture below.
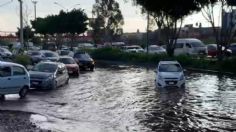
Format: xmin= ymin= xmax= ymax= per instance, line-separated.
xmin=146 ymin=11 xmax=150 ymax=54
xmin=32 ymin=0 xmax=37 ymax=20
xmin=18 ymin=0 xmax=24 ymax=47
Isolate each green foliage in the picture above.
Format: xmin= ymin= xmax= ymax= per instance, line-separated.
xmin=92 ymin=0 xmax=124 ymax=43
xmin=13 ymin=55 xmax=31 ymax=67
xmin=31 ymin=9 xmax=88 ymax=35
xmin=90 ymin=48 xmax=236 ymax=73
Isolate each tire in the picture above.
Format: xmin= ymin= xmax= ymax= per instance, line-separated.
xmin=52 ymin=81 xmax=57 ymax=89
xmin=65 ymin=78 xmax=69 ymax=85
xmin=19 ymin=86 xmax=29 ymax=99
xmin=90 ymin=66 xmax=94 ymax=71
xmin=0 ymin=95 xmax=5 ymax=101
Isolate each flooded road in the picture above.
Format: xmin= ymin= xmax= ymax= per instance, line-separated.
xmin=0 ymin=64 xmax=236 ymax=132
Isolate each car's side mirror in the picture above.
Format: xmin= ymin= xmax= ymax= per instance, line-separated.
xmin=154 ymin=70 xmax=158 ymax=73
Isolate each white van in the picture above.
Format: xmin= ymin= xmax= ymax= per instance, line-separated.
xmin=174 ymin=38 xmax=207 ymax=56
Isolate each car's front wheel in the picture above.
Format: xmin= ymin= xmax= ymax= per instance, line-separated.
xmin=19 ymin=86 xmax=29 ymax=99
xmin=0 ymin=95 xmax=5 ymax=101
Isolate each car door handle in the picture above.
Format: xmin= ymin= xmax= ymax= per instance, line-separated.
xmin=23 ymin=77 xmax=26 ymax=79
xmin=8 ymin=78 xmax=11 ymax=80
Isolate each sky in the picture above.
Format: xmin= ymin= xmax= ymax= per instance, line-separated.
xmin=0 ymin=0 xmax=213 ymax=33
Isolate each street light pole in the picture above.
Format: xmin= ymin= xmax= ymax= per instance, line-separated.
xmin=146 ymin=11 xmax=150 ymax=55
xmin=32 ymin=0 xmax=38 ymax=20
xmin=18 ymin=0 xmax=24 ymax=47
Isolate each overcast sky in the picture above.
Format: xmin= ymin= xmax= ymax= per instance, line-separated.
xmin=0 ymin=0 xmax=212 ymax=33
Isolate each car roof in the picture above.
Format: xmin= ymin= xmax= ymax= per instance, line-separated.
xmin=59 ymin=56 xmax=73 ymax=59
xmin=0 ymin=61 xmax=25 ymax=68
xmin=159 ymin=61 xmax=180 ymax=65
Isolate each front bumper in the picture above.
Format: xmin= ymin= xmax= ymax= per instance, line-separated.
xmin=30 ymin=79 xmax=53 ymax=89
xmin=156 ymin=79 xmax=185 ymax=89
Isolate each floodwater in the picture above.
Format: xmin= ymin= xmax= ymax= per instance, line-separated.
xmin=0 ymin=64 xmax=236 ymax=132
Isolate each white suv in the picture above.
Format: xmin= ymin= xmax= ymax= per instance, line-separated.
xmin=0 ymin=61 xmax=30 ymax=100
xmin=155 ymin=61 xmax=185 ymax=89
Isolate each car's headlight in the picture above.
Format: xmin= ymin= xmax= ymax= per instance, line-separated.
xmin=45 ymin=75 xmax=54 ymax=82
xmin=180 ymin=74 xmax=184 ymax=81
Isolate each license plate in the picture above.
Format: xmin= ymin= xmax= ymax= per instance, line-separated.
xmin=32 ymin=82 xmax=39 ymax=85
xmin=169 ymin=82 xmax=174 ymax=85
xmin=68 ymin=71 xmax=73 ymax=74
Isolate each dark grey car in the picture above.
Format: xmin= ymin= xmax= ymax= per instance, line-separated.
xmin=29 ymin=62 xmax=69 ymax=89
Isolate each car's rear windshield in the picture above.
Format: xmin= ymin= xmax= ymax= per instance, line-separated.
xmin=31 ymin=52 xmax=41 ymax=56
xmin=32 ymin=63 xmax=58 ymax=73
xmin=44 ymin=52 xmax=58 ymax=57
xmin=60 ymin=51 xmax=70 ymax=56
xmin=159 ymin=64 xmax=182 ymax=72
xmin=59 ymin=58 xmax=75 ymax=64
xmin=74 ymin=53 xmax=90 ymax=59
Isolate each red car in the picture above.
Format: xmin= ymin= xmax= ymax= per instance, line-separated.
xmin=207 ymin=44 xmax=232 ymax=57
xmin=59 ymin=56 xmax=80 ymax=76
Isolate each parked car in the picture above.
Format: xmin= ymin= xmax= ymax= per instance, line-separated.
xmin=58 ymin=50 xmax=74 ymax=57
xmin=229 ymin=43 xmax=236 ymax=55
xmin=146 ymin=45 xmax=167 ymax=54
xmin=41 ymin=50 xmax=59 ymax=62
xmin=29 ymin=61 xmax=69 ymax=89
xmin=174 ymin=38 xmax=207 ymax=56
xmin=0 ymin=47 xmax=12 ymax=59
xmin=59 ymin=56 xmax=79 ymax=76
xmin=122 ymin=45 xmax=144 ymax=53
xmin=0 ymin=61 xmax=30 ymax=99
xmin=27 ymin=51 xmax=45 ymax=64
xmin=155 ymin=61 xmax=185 ymax=89
xmin=207 ymin=44 xmax=232 ymax=57
xmin=73 ymin=52 xmax=95 ymax=71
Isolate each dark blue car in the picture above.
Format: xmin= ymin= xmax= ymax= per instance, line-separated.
xmin=229 ymin=44 xmax=236 ymax=55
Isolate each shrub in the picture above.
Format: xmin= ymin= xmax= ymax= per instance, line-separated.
xmin=13 ymin=55 xmax=31 ymax=67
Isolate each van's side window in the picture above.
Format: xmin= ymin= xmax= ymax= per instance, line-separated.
xmin=175 ymin=43 xmax=184 ymax=48
xmin=0 ymin=67 xmax=11 ymax=77
xmin=13 ymin=66 xmax=26 ymax=76
xmin=186 ymin=43 xmax=191 ymax=48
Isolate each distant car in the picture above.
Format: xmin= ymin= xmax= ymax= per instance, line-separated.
xmin=29 ymin=61 xmax=69 ymax=89
xmin=0 ymin=61 xmax=30 ymax=99
xmin=146 ymin=45 xmax=167 ymax=54
xmin=73 ymin=52 xmax=95 ymax=71
xmin=229 ymin=43 xmax=236 ymax=55
xmin=41 ymin=50 xmax=59 ymax=62
xmin=0 ymin=47 xmax=12 ymax=59
xmin=174 ymin=38 xmax=207 ymax=56
xmin=207 ymin=44 xmax=232 ymax=57
xmin=155 ymin=61 xmax=185 ymax=89
xmin=27 ymin=51 xmax=45 ymax=64
xmin=122 ymin=45 xmax=144 ymax=53
xmin=78 ymin=43 xmax=96 ymax=50
xmin=58 ymin=50 xmax=74 ymax=57
xmin=59 ymin=56 xmax=79 ymax=76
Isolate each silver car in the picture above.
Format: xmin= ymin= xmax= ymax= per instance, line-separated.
xmin=29 ymin=62 xmax=69 ymax=89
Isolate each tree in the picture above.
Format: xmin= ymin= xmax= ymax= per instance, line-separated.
xmin=31 ymin=9 xmax=88 ymax=49
xmin=16 ymin=26 xmax=34 ymax=47
xmin=201 ymin=0 xmax=236 ymax=60
xmin=92 ymin=0 xmax=124 ymax=44
xmin=133 ymin=0 xmax=211 ymax=56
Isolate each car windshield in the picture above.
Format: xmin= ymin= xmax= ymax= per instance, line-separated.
xmin=59 ymin=58 xmax=75 ymax=64
xmin=60 ymin=51 xmax=70 ymax=56
xmin=191 ymin=42 xmax=205 ymax=47
xmin=159 ymin=64 xmax=182 ymax=72
xmin=32 ymin=63 xmax=58 ymax=73
xmin=44 ymin=52 xmax=58 ymax=57
xmin=74 ymin=53 xmax=90 ymax=59
xmin=31 ymin=52 xmax=41 ymax=56
xmin=127 ymin=46 xmax=140 ymax=49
